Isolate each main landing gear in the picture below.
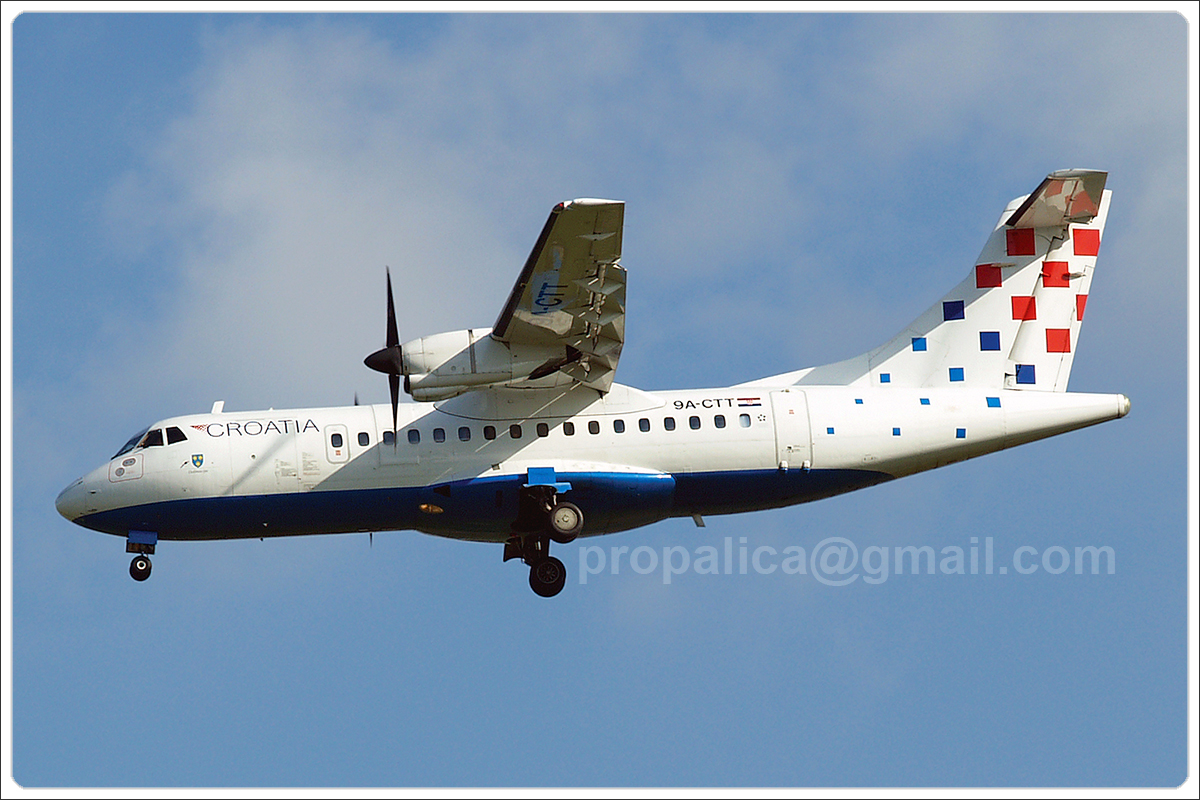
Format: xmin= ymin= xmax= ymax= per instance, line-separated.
xmin=505 ymin=486 xmax=585 ymax=598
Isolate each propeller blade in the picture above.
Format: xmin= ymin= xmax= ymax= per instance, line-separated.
xmin=385 ymin=267 xmax=399 ymax=349
xmin=363 ymin=269 xmax=406 ymax=443
xmin=364 ymin=268 xmax=405 ymax=376
xmin=389 ymin=373 xmax=400 ymax=442
xmin=363 ymin=269 xmax=406 ymax=444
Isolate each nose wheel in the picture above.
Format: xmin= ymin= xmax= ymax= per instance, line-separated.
xmin=129 ymin=555 xmax=152 ymax=582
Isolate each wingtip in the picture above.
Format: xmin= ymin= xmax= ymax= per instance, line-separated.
xmin=559 ymin=198 xmax=623 ymax=209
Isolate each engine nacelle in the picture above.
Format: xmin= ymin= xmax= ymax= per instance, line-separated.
xmin=402 ymin=328 xmax=564 ymax=402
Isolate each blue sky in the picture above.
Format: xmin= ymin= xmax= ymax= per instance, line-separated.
xmin=6 ymin=10 xmax=1194 ymax=789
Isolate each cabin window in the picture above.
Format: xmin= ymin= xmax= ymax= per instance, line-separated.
xmin=714 ymin=415 xmax=726 ymax=429
xmin=139 ymin=429 xmax=164 ymax=448
xmin=408 ymin=429 xmax=420 ymax=445
xmin=563 ymin=421 xmax=575 ymax=436
xmin=433 ymin=428 xmax=446 ymax=443
xmin=358 ymin=432 xmax=370 ymax=446
xmin=382 ymin=431 xmax=395 ymax=445
xmin=331 ymin=432 xmax=344 ymax=448
xmin=588 ymin=420 xmax=600 ymax=435
xmin=739 ymin=414 xmax=751 ymax=428
xmin=484 ymin=425 xmax=496 ymax=440
xmin=664 ymin=417 xmax=676 ymax=431
xmin=689 ymin=416 xmax=701 ymax=430
xmin=510 ymin=424 xmax=522 ymax=439
xmin=613 ymin=419 xmax=625 ymax=433
xmin=537 ymin=422 xmax=549 ymax=437
xmin=639 ymin=418 xmax=650 ymax=432
xmin=459 ymin=427 xmax=471 ymax=442
xmin=166 ymin=426 xmax=188 ymax=444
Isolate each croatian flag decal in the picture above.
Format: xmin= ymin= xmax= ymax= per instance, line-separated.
xmin=737 ymin=397 xmax=762 ymax=407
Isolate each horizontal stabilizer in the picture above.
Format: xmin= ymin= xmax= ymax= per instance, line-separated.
xmin=1006 ymin=169 xmax=1107 ymax=229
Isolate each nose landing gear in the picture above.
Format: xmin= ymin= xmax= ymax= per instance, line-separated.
xmin=125 ymin=530 xmax=157 ymax=582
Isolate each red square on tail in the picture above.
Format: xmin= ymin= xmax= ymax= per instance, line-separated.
xmin=1074 ymin=228 xmax=1100 ymax=256
xmin=1076 ymin=294 xmax=1088 ymax=321
xmin=1012 ymin=296 xmax=1037 ymax=321
xmin=1007 ymin=229 xmax=1036 ymax=256
xmin=1042 ymin=261 xmax=1071 ymax=288
xmin=976 ymin=264 xmax=1003 ymax=288
xmin=1046 ymin=328 xmax=1071 ymax=353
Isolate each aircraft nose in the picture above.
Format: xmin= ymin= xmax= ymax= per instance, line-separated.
xmin=55 ymin=477 xmax=89 ymax=522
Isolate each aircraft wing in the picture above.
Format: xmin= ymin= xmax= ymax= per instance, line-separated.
xmin=493 ymin=198 xmax=626 ymax=393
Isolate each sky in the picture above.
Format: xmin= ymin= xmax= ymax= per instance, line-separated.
xmin=5 ymin=9 xmax=1195 ymax=790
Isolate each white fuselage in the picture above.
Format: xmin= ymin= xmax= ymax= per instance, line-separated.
xmin=56 ymin=382 xmax=1129 ymax=544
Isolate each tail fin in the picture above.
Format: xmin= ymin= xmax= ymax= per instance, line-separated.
xmin=782 ymin=170 xmax=1109 ymax=392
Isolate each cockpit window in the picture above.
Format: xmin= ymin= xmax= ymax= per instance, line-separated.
xmin=139 ymin=429 xmax=164 ymax=448
xmin=114 ymin=426 xmax=151 ymax=459
xmin=166 ymin=426 xmax=188 ymax=445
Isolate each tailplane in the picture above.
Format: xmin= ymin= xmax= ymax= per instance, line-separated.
xmin=762 ymin=170 xmax=1110 ymax=392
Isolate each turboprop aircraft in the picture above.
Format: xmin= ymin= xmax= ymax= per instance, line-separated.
xmin=56 ymin=169 xmax=1129 ymax=597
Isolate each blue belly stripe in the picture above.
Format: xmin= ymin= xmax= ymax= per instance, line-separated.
xmin=74 ymin=468 xmax=890 ymax=542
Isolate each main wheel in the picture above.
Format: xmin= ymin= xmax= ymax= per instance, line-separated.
xmin=529 ymin=556 xmax=567 ymax=597
xmin=548 ymin=501 xmax=583 ymax=544
xmin=130 ymin=555 xmax=152 ymax=582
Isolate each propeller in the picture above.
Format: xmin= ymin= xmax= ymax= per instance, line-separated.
xmin=363 ymin=268 xmax=405 ymax=440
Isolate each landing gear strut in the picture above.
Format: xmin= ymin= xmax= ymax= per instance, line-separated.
xmin=504 ymin=484 xmax=584 ymax=597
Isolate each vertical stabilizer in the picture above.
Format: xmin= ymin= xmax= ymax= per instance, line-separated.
xmin=767 ymin=170 xmax=1109 ymax=392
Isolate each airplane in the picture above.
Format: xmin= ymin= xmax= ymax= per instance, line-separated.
xmin=56 ymin=169 xmax=1130 ymax=597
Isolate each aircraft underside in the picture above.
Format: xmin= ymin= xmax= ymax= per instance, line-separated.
xmin=75 ymin=467 xmax=893 ymax=542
